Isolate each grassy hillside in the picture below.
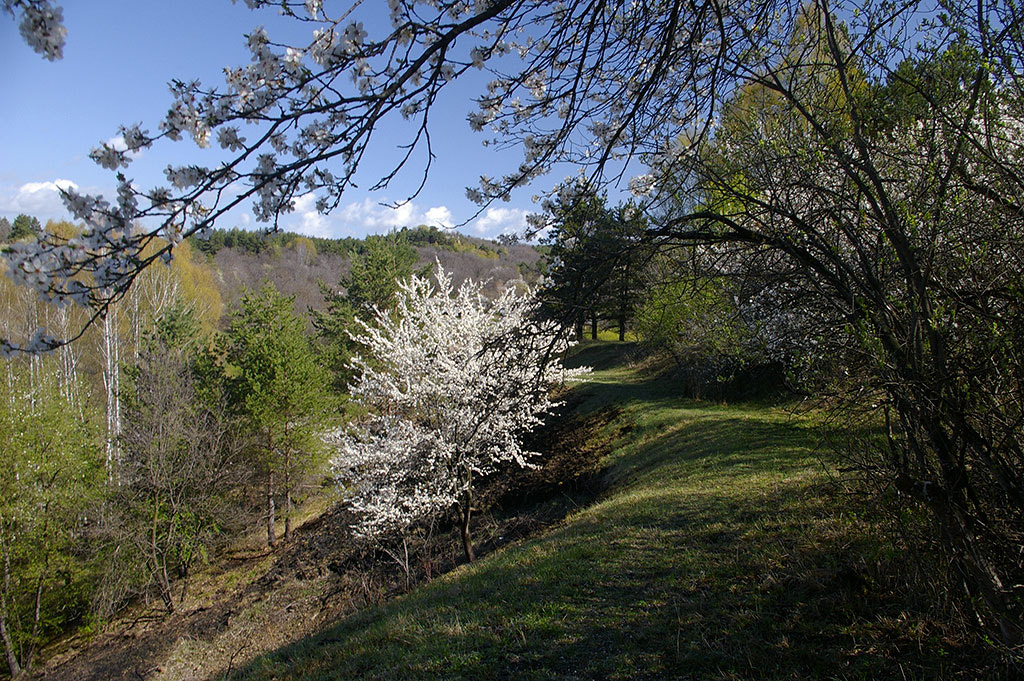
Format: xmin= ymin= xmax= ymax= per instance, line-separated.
xmin=219 ymin=343 xmax=994 ymax=681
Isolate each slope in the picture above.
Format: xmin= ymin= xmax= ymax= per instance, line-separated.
xmin=221 ymin=342 xmax=993 ymax=681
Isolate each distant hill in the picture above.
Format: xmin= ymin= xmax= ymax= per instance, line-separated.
xmin=189 ymin=226 xmax=545 ymax=318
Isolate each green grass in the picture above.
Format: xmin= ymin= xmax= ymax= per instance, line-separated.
xmin=225 ymin=343 xmax=983 ymax=681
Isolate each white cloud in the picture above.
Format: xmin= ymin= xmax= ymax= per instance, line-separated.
xmin=292 ymin=193 xmax=331 ymax=238
xmin=0 ymin=179 xmax=78 ymax=218
xmin=467 ymin=207 xmax=530 ymax=238
xmin=424 ymin=205 xmax=453 ymax=227
xmin=105 ymin=135 xmax=143 ymax=161
xmin=106 ymin=135 xmax=127 ymax=152
xmin=282 ymin=195 xmax=456 ymax=238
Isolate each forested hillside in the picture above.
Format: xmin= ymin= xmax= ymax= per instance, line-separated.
xmin=188 ymin=226 xmax=543 ymax=314
xmin=4 ymin=0 xmax=1024 ymax=678
xmin=0 ymin=217 xmax=547 ymax=679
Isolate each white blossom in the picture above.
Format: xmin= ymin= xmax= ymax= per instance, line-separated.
xmin=217 ymin=126 xmax=247 ymax=151
xmin=119 ymin=123 xmax=150 ymax=151
xmin=336 ymin=266 xmax=588 ymax=541
xmin=283 ymin=47 xmax=305 ymax=75
xmin=10 ymin=0 xmax=65 ymax=60
xmin=165 ymin=164 xmax=206 ymax=189
xmin=89 ymin=143 xmax=128 ymax=170
xmin=470 ymin=46 xmax=487 ymax=69
xmin=628 ymin=173 xmax=656 ymax=197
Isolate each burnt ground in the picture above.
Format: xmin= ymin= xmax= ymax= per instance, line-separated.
xmin=38 ymin=403 xmax=620 ymax=681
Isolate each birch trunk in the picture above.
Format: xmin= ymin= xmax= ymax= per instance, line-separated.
xmin=102 ymin=305 xmax=121 ymax=482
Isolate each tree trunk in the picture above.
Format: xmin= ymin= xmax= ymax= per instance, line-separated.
xmin=460 ymin=504 xmax=475 ymax=563
xmin=0 ymin=608 xmax=20 ymax=679
xmin=460 ymin=485 xmax=475 ymax=563
xmin=27 ymin=499 xmax=54 ymax=669
xmin=102 ymin=305 xmax=121 ymax=484
xmin=590 ymin=312 xmax=598 ymax=340
xmin=0 ymin=530 xmax=22 ymax=677
xmin=284 ymin=493 xmax=292 ymax=541
xmin=152 ymin=499 xmax=174 ymax=614
xmin=283 ymin=445 xmax=292 ymax=542
xmin=267 ymin=469 xmax=277 ymax=548
xmin=574 ymin=316 xmax=584 ymax=341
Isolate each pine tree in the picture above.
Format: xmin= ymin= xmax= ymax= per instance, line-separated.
xmin=225 ymin=283 xmax=333 ymax=546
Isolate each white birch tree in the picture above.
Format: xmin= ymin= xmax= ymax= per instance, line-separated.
xmin=336 ymin=266 xmax=587 ymax=562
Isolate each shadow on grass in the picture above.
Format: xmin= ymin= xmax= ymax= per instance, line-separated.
xmin=564 ymin=341 xmax=640 ymax=372
xmin=223 ymin=403 xmax=994 ymax=681
xmin=223 ymin=484 xmax=972 ymax=680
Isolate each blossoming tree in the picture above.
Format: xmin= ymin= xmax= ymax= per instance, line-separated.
xmin=336 ymin=266 xmax=586 ymax=562
xmin=7 ymin=0 xmax=1024 ymax=642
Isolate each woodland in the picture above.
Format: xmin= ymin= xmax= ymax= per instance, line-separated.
xmin=2 ymin=0 xmax=1024 ymax=679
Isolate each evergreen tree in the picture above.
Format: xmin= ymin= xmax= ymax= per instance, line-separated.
xmin=225 ymin=283 xmax=333 ymax=546
xmin=541 ymin=188 xmax=648 ymax=340
xmin=312 ymin=233 xmax=418 ymax=393
xmin=8 ymin=214 xmax=40 ymax=242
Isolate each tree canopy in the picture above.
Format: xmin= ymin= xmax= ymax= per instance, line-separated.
xmin=3 ymin=0 xmax=1018 ymax=350
xmin=223 ymin=282 xmax=333 ymax=546
xmin=6 ymin=0 xmax=1024 ymax=645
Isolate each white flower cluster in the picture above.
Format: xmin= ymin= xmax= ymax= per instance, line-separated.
xmin=165 ymin=164 xmax=208 ymax=189
xmin=6 ymin=0 xmax=65 ymax=60
xmin=217 ymin=125 xmax=247 ymax=151
xmin=310 ymin=21 xmax=367 ymax=68
xmin=89 ymin=143 xmax=127 ymax=171
xmin=336 ymin=265 xmax=588 ymax=539
xmin=628 ymin=173 xmax=656 ymax=197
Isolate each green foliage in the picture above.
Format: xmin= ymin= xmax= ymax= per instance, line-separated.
xmin=0 ymin=359 xmax=103 ymax=673
xmin=634 ymin=278 xmax=746 ymax=358
xmin=224 ymin=282 xmax=334 ymax=545
xmin=632 ymin=276 xmax=780 ymax=400
xmin=190 ymin=227 xmax=271 ymax=256
xmin=227 ymin=282 xmax=330 ymax=453
xmin=189 ymin=227 xmax=361 ymax=259
xmin=312 ymin=234 xmax=419 ymax=392
xmin=398 ymin=225 xmax=459 ymax=249
xmin=867 ymin=42 xmax=992 ymax=135
xmin=148 ymin=299 xmax=202 ymax=350
xmin=7 ymin=214 xmax=41 ymax=242
xmin=345 ymin=234 xmax=419 ymax=315
xmin=398 ymin=225 xmax=499 ymax=258
xmin=540 ymin=186 xmax=648 ymax=339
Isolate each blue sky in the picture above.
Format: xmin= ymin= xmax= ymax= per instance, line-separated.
xmin=0 ymin=1 xmax=545 ymax=240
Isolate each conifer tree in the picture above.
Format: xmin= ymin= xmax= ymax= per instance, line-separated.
xmin=226 ymin=282 xmax=333 ymax=546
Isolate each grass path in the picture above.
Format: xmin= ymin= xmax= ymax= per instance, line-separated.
xmin=225 ymin=344 xmax=979 ymax=680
